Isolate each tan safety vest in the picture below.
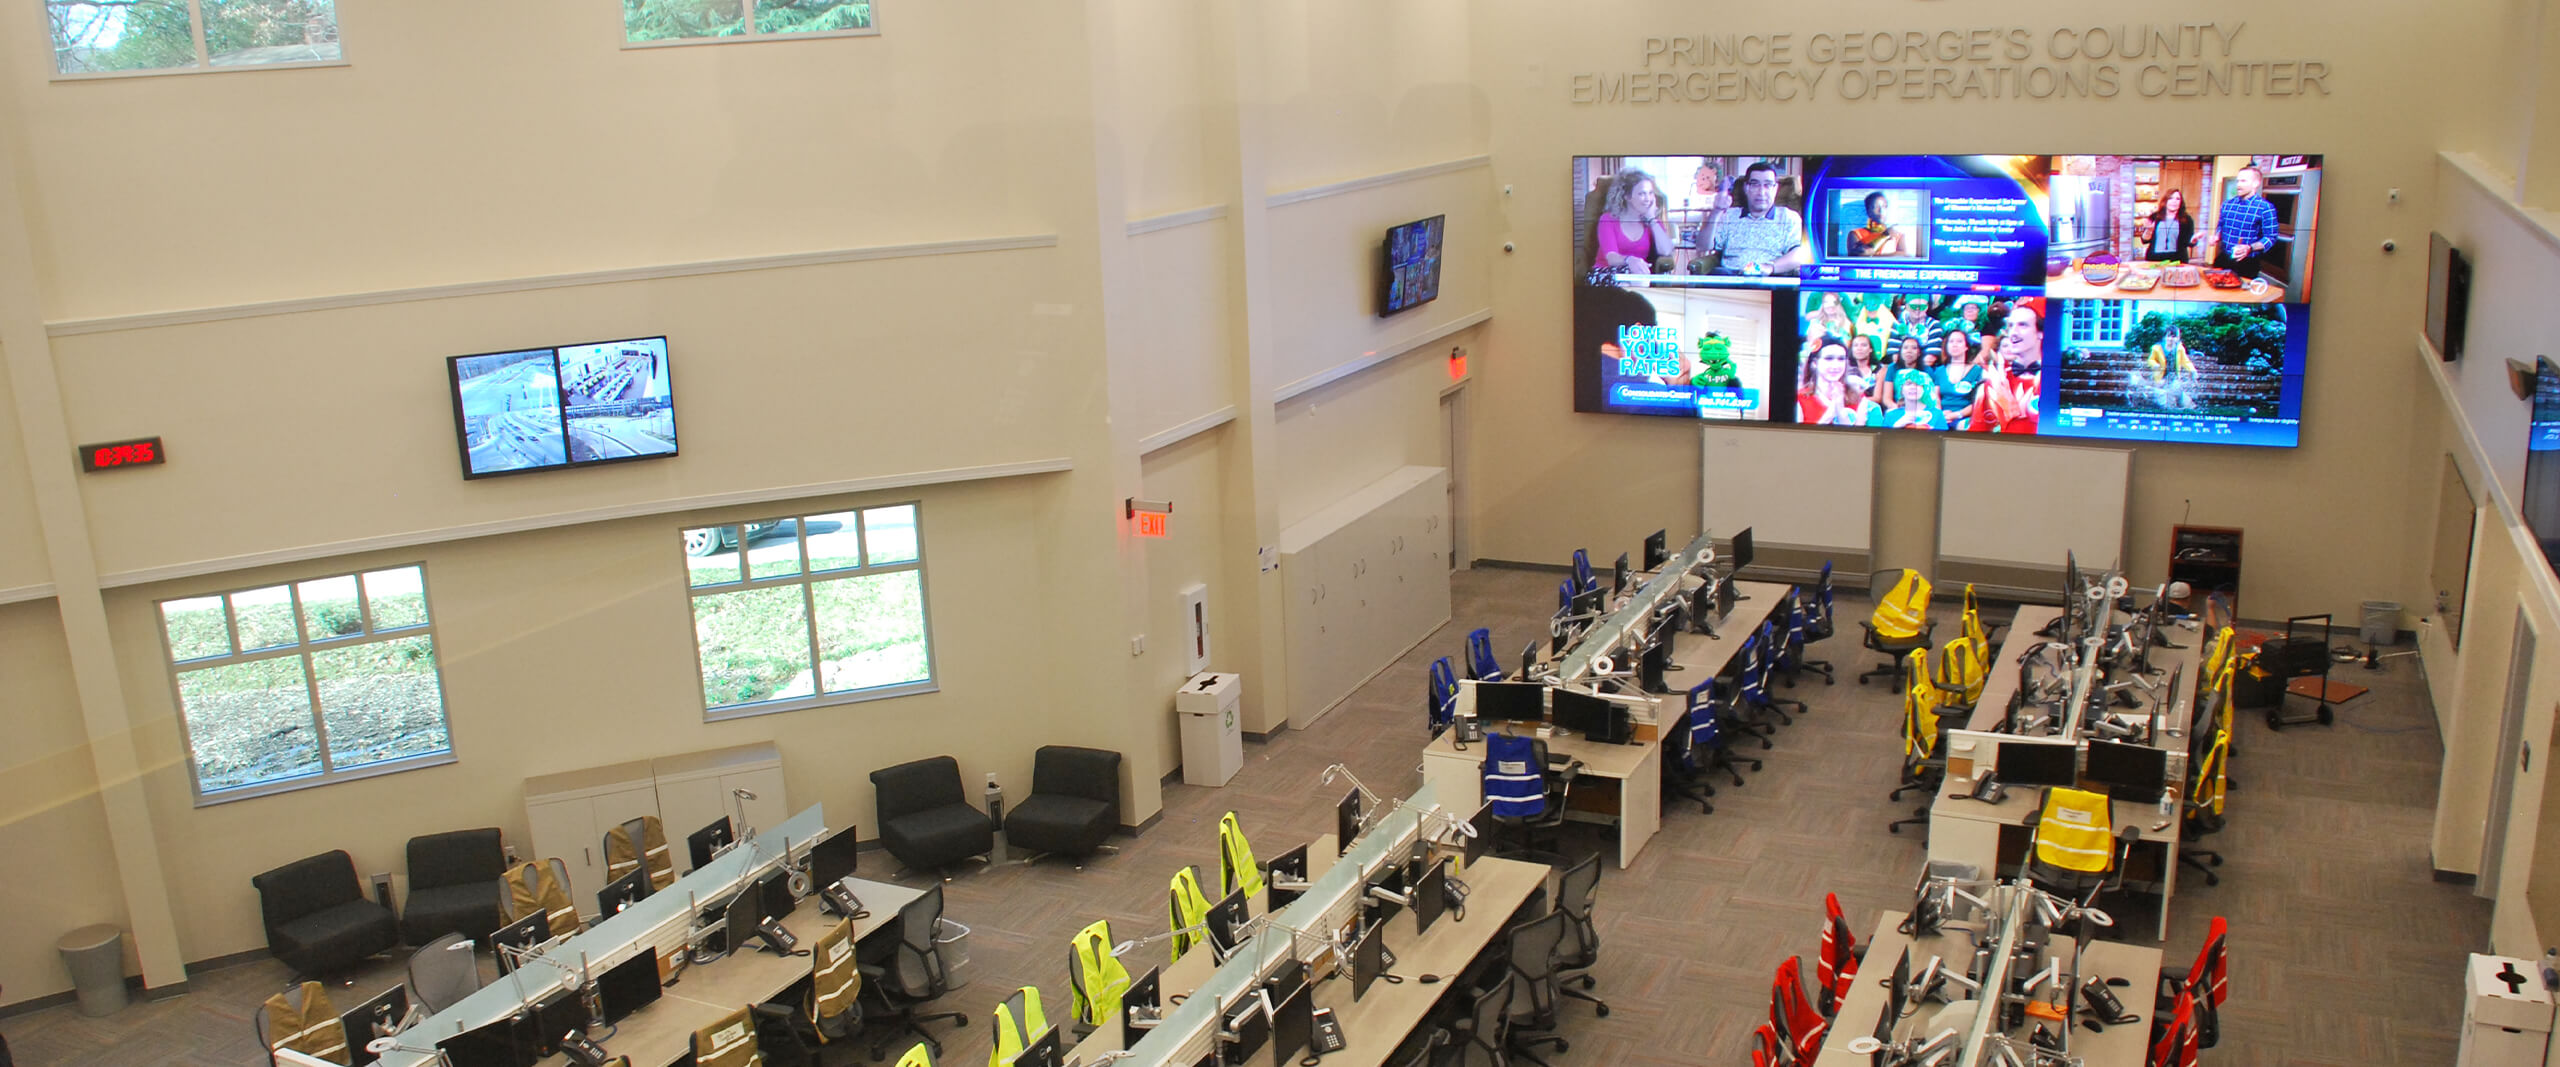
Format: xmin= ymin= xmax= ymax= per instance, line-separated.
xmin=988 ymin=985 xmax=1047 ymax=1067
xmin=2034 ymin=787 xmax=2117 ymax=873
xmin=1217 ymin=812 xmax=1264 ymax=899
xmin=693 ymin=1004 xmax=764 ymax=1067
xmin=605 ymin=816 xmax=677 ymax=892
xmin=1068 ymin=919 xmax=1132 ymax=1027
xmin=1167 ymin=867 xmax=1213 ymax=962
xmin=1872 ymin=570 xmax=1930 ymax=640
xmin=809 ymin=918 xmax=861 ymax=1041
xmin=263 ymin=981 xmax=349 ymax=1065
xmin=503 ymin=859 xmax=580 ymax=940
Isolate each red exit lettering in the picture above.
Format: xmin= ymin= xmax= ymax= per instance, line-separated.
xmin=1135 ymin=511 xmax=1169 ymax=539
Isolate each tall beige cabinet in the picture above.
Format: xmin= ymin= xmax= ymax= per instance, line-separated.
xmin=522 ymin=742 xmax=788 ymax=918
xmin=1280 ymin=466 xmax=1453 ymax=727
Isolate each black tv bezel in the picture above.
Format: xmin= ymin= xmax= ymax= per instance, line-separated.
xmin=1378 ymin=214 xmax=1447 ymax=317
xmin=2426 ymin=232 xmax=2470 ymax=362
xmin=446 ymin=334 xmax=680 ymax=481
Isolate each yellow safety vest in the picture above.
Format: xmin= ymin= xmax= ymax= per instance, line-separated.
xmin=988 ymin=986 xmax=1047 ymax=1067
xmin=693 ymin=1004 xmax=763 ymax=1067
xmin=1933 ymin=636 xmax=1986 ymax=707
xmin=1872 ymin=570 xmax=1930 ymax=640
xmin=809 ymin=918 xmax=861 ymax=1041
xmin=605 ymin=816 xmax=677 ymax=892
xmin=1167 ymin=867 xmax=1213 ymax=962
xmin=2034 ymin=787 xmax=2117 ymax=874
xmin=263 ymin=982 xmax=349 ymax=1065
xmin=2203 ymin=627 xmax=2237 ymax=684
xmin=2192 ymin=726 xmax=2229 ymax=818
xmin=1217 ymin=812 xmax=1264 ymax=900
xmin=1903 ymin=649 xmax=1943 ymax=759
xmin=896 ymin=1042 xmax=939 ymax=1067
xmin=1960 ymin=586 xmax=1990 ymax=663
xmin=503 ymin=860 xmax=580 ymax=940
xmin=1068 ymin=920 xmax=1132 ymax=1027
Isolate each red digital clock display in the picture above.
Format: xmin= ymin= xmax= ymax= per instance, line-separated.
xmin=78 ymin=437 xmax=165 ymax=472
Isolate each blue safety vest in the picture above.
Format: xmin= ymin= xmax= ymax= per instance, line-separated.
xmin=1687 ymin=679 xmax=1722 ymax=757
xmin=1482 ymin=732 xmax=1545 ymax=817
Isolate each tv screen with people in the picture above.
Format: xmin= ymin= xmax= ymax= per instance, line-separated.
xmin=449 ymin=335 xmax=679 ymax=478
xmin=1380 ymin=215 xmax=1444 ymax=316
xmin=1571 ymin=153 xmax=2322 ymax=449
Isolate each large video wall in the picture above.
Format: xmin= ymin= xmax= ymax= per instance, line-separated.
xmin=1570 ymin=154 xmax=2320 ymax=447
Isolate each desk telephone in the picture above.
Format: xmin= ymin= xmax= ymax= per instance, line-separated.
xmin=1309 ymin=1007 xmax=1346 ymax=1053
xmin=559 ymin=1030 xmax=611 ymax=1066
xmin=752 ymin=916 xmax=800 ymax=954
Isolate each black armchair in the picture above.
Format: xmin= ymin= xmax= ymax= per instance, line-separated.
xmin=251 ymin=850 xmax=400 ymax=979
xmin=1004 ymin=746 xmax=1123 ymax=867
xmin=870 ymin=756 xmax=995 ymax=876
xmin=401 ymin=829 xmax=507 ymax=946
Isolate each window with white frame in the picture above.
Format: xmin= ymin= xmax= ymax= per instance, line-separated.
xmin=158 ymin=565 xmax=451 ymax=802
xmin=624 ymin=0 xmax=875 ymax=46
xmin=2064 ymin=299 xmax=2129 ymax=348
xmin=684 ymin=504 xmax=932 ymax=716
xmin=47 ymin=0 xmax=341 ymax=77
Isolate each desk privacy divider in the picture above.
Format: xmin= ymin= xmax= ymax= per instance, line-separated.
xmin=374 ymin=804 xmax=830 ymax=1067
xmin=1119 ymin=785 xmax=1445 ymax=1067
xmin=1555 ymin=531 xmax=1716 ymax=686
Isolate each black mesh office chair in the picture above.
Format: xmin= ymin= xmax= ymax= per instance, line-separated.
xmin=1552 ymin=855 xmax=1609 ymax=1018
xmin=1503 ymin=911 xmax=1572 ymax=1066
xmin=859 ymin=884 xmax=970 ymax=1061
xmin=1437 ymin=973 xmax=1511 ymax=1067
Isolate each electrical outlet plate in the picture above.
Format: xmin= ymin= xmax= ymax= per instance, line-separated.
xmin=1131 ymin=634 xmax=1146 ymax=656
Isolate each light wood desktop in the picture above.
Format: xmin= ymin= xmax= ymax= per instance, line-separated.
xmin=531 ymin=876 xmax=920 ymax=1067
xmin=1418 ymin=579 xmax=1791 ymax=868
xmin=1813 ymin=910 xmax=2161 ymax=1067
xmin=1925 ymin=606 xmax=2205 ymax=940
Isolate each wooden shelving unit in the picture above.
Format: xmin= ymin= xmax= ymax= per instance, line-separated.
xmin=2168 ymin=524 xmax=2243 ymax=619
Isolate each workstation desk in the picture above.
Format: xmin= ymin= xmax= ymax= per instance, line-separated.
xmin=1418 ymin=579 xmax=1792 ymax=868
xmin=1926 ymin=607 xmax=2205 ymax=941
xmin=1812 ymin=909 xmax=2161 ymax=1067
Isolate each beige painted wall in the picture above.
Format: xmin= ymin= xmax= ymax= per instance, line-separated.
xmin=1275 ymin=326 xmax=1478 ymax=529
xmin=0 ymin=1 xmax=1093 ymax=321
xmin=1263 ymin=168 xmax=1493 ymax=395
xmin=1464 ymin=0 xmax=2477 ymax=622
xmin=0 ymin=600 xmax=133 ymax=1001
xmin=0 ymin=357 xmax=48 ymax=592
xmin=1127 ymin=222 xmax=1237 ymax=436
xmin=1257 ymin=0 xmax=1485 ymax=194
xmin=1112 ymin=0 xmax=1220 ymax=219
xmin=1138 ymin=427 xmax=1238 ymax=773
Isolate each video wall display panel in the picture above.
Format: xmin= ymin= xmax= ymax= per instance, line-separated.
xmin=1570 ymin=153 xmax=2321 ymax=448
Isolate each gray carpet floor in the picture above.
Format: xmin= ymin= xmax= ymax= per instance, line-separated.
xmin=0 ymin=567 xmax=2488 ymax=1065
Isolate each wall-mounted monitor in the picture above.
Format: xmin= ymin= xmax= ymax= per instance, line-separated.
xmin=1380 ymin=215 xmax=1444 ymax=316
xmin=1570 ymin=154 xmax=2321 ymax=449
xmin=2426 ymin=232 xmax=2471 ymax=362
xmin=449 ymin=335 xmax=678 ymax=479
xmin=2525 ymin=358 xmax=2560 ymax=575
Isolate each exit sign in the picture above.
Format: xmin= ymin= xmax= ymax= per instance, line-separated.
xmin=1135 ymin=511 xmax=1170 ymax=538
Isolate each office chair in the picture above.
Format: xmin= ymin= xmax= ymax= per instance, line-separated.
xmin=1930 ymin=631 xmax=1989 ymax=712
xmin=987 ymin=985 xmax=1047 ymax=1066
xmin=1502 ymin=911 xmax=1572 ymax=1066
xmin=1482 ymin=732 xmax=1576 ymax=864
xmin=250 ymin=849 xmax=400 ymax=981
xmin=1659 ymin=697 xmax=1717 ymax=816
xmin=1748 ymin=1023 xmax=1786 ymax=1067
xmin=1859 ymin=569 xmax=1936 ymax=686
xmin=1065 ymin=920 xmax=1130 ymax=1037
xmin=1887 ymin=650 xmax=1950 ymax=838
xmin=1767 ymin=956 xmax=1828 ymax=1063
xmin=2149 ymin=985 xmax=2203 ymax=1067
xmin=1571 ymin=549 xmax=1596 ymax=598
xmin=501 ymin=857 xmax=580 ymax=944
xmin=693 ymin=1004 xmax=766 ymax=1067
xmin=1778 ymin=590 xmax=1834 ymax=687
xmin=1815 ymin=893 xmax=1862 ymax=1018
xmin=1440 ymin=972 xmax=1513 ymax=1067
xmin=803 ymin=917 xmax=864 ymax=1048
xmin=893 ymin=1044 xmax=938 ymax=1067
xmin=2180 ymin=719 xmax=2230 ymax=886
xmin=2157 ymin=915 xmax=2229 ymax=1049
xmin=1464 ymin=627 xmax=1505 ymax=682
xmin=1737 ymin=621 xmax=1804 ymax=727
xmin=1217 ymin=812 xmax=1264 ymax=899
xmin=1959 ymin=583 xmax=2005 ymax=649
xmin=405 ymin=933 xmax=482 ymax=1014
xmin=1428 ymin=656 xmax=1460 ymax=737
xmin=1551 ymin=855 xmax=1609 ymax=1017
xmin=1005 ymin=746 xmax=1123 ymax=868
xmin=603 ymin=814 xmax=677 ymax=892
xmin=1167 ymin=866 xmax=1215 ymax=962
xmin=859 ymin=884 xmax=971 ymax=1061
xmin=255 ymin=981 xmax=347 ymax=1067
xmin=1677 ymin=676 xmax=1758 ymax=807
xmin=2022 ymin=787 xmax=2142 ymax=906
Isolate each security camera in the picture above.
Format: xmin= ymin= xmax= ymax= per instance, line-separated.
xmin=1502 ymin=242 xmax=1516 ymax=254
xmin=2381 ymin=239 xmax=2397 ymax=253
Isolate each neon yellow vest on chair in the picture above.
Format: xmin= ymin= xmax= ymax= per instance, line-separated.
xmin=1167 ymin=866 xmax=1213 ymax=962
xmin=988 ymin=985 xmax=1047 ymax=1067
xmin=2034 ymin=787 xmax=2117 ymax=874
xmin=1218 ymin=812 xmax=1264 ymax=899
xmin=1068 ymin=919 xmax=1132 ymax=1028
xmin=1872 ymin=570 xmax=1931 ymax=640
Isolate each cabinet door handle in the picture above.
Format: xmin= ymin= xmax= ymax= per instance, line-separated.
xmin=584 ymin=846 xmax=592 ymax=866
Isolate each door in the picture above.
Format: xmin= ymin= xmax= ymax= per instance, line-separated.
xmin=1441 ymin=390 xmax=1468 ymax=570
xmin=2482 ymin=610 xmax=2538 ymax=898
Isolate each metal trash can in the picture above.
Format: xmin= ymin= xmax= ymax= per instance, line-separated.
xmin=55 ymin=925 xmax=126 ymax=1017
xmin=2361 ymin=601 xmax=2403 ymax=646
xmin=933 ymin=918 xmax=973 ymax=990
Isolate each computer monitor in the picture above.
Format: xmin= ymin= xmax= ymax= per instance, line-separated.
xmin=1414 ymin=857 xmax=1449 ymax=935
xmin=530 ymin=986 xmax=592 ymax=1059
xmin=1520 ymin=640 xmax=1540 ymax=680
xmin=2083 ymin=739 xmax=2172 ymax=801
xmin=1010 ymin=1026 xmax=1063 ymax=1067
xmin=757 ymin=869 xmax=796 ymax=924
xmin=1337 ymin=790 xmax=1363 ymax=855
xmin=1464 ymin=802 xmax=1494 ymax=868
xmin=490 ymin=911 xmax=550 ymax=973
xmin=1639 ymin=638 xmax=1673 ymax=696
xmin=1221 ymin=991 xmax=1272 ymax=1066
xmin=1206 ymin=888 xmax=1250 ymax=956
xmin=810 ymin=826 xmax=859 ymax=895
xmin=721 ymin=889 xmax=762 ymax=956
xmin=1365 ymin=864 xmax=1409 ymax=929
xmin=1350 ymin=921 xmax=1386 ymax=1000
xmin=687 ymin=817 xmax=733 ymax=871
xmin=1268 ymin=980 xmax=1314 ymax=1066
xmin=1121 ymin=967 xmax=1162 ymax=1051
xmin=597 ymin=869 xmax=650 ymax=917
xmin=1642 ymin=529 xmax=1669 ymax=571
xmin=1612 ymin=552 xmax=1631 ymax=597
xmin=436 ymin=1014 xmax=530 ymax=1067
xmin=1877 ymin=948 xmax=1914 ymax=1043
xmin=1729 ymin=527 xmax=1755 ymax=573
xmin=1690 ymin=575 xmax=1720 ymax=626
xmin=1472 ymin=681 xmax=1546 ymax=725
xmin=1996 ymin=739 xmax=2080 ymax=789
xmin=337 ymin=983 xmax=408 ymax=1058
xmin=1549 ymin=688 xmax=1622 ymax=744
xmin=1266 ymin=843 xmax=1311 ymax=911
xmin=598 ymin=947 xmax=662 ymax=1024
xmin=1715 ymin=574 xmax=1737 ymax=617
